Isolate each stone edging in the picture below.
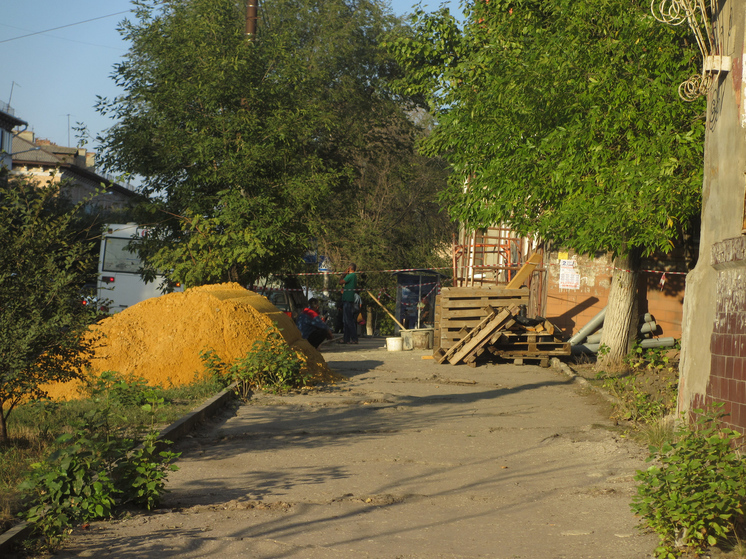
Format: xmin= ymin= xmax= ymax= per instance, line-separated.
xmin=0 ymin=384 xmax=237 ymax=555
xmin=551 ymin=358 xmax=621 ymax=406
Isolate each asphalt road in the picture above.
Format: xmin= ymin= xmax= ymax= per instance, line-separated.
xmin=56 ymin=338 xmax=657 ymax=558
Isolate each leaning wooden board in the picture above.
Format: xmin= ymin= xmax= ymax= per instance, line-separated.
xmin=439 ymin=305 xmax=520 ymax=365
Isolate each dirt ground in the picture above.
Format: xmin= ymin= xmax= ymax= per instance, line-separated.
xmin=45 ymin=337 xmax=670 ymax=559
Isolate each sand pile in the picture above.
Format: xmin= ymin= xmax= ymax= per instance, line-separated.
xmin=45 ymin=283 xmax=343 ymax=400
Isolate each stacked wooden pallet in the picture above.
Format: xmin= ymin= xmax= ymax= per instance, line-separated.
xmin=433 ymin=286 xmax=569 ymax=367
xmin=434 ymin=286 xmax=529 ymax=352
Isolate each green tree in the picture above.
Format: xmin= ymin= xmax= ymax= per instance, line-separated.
xmin=388 ymin=0 xmax=704 ymax=366
xmin=0 ymin=172 xmax=97 ymax=443
xmin=97 ymin=0 xmax=441 ymax=287
xmin=318 ymin=111 xmax=455 ymax=277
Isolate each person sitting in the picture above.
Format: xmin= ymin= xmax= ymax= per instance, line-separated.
xmin=296 ymin=298 xmax=333 ymax=349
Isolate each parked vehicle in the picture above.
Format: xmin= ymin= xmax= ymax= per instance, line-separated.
xmin=97 ymin=224 xmax=182 ymax=313
xmin=251 ymin=276 xmax=307 ymax=320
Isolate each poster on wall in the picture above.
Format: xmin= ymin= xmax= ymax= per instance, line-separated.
xmin=559 ymin=259 xmax=581 ymax=290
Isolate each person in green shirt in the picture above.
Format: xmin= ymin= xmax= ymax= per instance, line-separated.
xmin=339 ymin=264 xmax=358 ymax=344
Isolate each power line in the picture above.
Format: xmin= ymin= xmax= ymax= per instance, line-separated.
xmin=0 ymin=11 xmax=131 ymax=44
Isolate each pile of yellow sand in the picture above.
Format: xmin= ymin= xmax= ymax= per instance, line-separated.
xmin=45 ymin=283 xmax=343 ymax=400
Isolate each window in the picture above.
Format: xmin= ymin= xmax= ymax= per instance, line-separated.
xmin=102 ymin=238 xmax=141 ymax=273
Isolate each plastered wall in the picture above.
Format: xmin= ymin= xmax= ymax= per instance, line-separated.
xmin=678 ymin=0 xmax=746 ymax=433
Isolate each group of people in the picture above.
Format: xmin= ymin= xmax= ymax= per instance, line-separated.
xmin=295 ymin=263 xmax=360 ymax=349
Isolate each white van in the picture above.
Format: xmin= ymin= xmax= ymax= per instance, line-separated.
xmin=97 ymin=223 xmax=182 ymax=313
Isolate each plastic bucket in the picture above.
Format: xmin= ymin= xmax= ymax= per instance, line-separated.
xmin=386 ymin=337 xmax=403 ymax=351
xmin=412 ymin=329 xmax=433 ymax=350
xmin=400 ymin=330 xmax=414 ymax=351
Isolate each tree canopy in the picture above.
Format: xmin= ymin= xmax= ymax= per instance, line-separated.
xmin=388 ymin=0 xmax=704 ymax=257
xmin=96 ymin=0 xmax=453 ymax=286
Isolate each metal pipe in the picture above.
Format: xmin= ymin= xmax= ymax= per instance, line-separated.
xmin=568 ymin=306 xmax=606 ymax=345
xmin=639 ymin=321 xmax=657 ymax=334
xmin=571 ymin=343 xmax=599 ymax=355
xmin=640 ymin=337 xmax=675 ymax=348
xmin=246 ymin=1 xmax=258 ymax=40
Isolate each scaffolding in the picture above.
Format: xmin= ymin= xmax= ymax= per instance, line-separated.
xmin=452 ymin=226 xmax=547 ymax=318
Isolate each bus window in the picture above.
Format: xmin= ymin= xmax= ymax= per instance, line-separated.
xmin=98 ymin=223 xmax=182 ymax=313
xmin=102 ymin=237 xmax=141 ymax=273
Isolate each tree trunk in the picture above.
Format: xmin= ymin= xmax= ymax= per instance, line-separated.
xmin=597 ymin=249 xmax=641 ymax=370
xmin=0 ymin=406 xmax=8 ymax=444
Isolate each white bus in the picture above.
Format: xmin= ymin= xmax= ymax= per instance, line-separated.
xmin=97 ymin=223 xmax=182 ymax=313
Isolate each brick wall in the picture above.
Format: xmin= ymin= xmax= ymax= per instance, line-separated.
xmin=693 ymin=236 xmax=746 ymax=433
xmin=544 ymin=251 xmax=687 ymax=340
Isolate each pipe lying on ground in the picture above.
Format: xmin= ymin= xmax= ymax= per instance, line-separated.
xmin=571 ymin=337 xmax=676 ymax=355
xmin=586 ymin=331 xmax=603 ymax=344
xmin=577 ymin=320 xmax=657 ymax=346
xmin=568 ymin=307 xmax=607 ymax=345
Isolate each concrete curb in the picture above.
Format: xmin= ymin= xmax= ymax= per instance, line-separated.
xmin=155 ymin=383 xmax=237 ymax=450
xmin=551 ymin=357 xmax=621 ymax=406
xmin=0 ymin=384 xmax=237 ymax=555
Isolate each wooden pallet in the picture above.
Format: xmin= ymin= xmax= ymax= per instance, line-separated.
xmin=439 ymin=305 xmax=520 ymax=365
xmin=436 ymin=287 xmax=529 ymax=352
xmin=490 ymin=330 xmax=570 ymax=356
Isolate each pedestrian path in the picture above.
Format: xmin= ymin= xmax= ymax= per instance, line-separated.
xmin=57 ymin=340 xmax=657 ymax=558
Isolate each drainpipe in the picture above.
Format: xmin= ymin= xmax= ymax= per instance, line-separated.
xmin=572 ymin=337 xmax=676 ymax=355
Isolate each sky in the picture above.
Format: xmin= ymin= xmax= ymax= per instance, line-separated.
xmin=1 ymin=0 xmax=461 ymax=153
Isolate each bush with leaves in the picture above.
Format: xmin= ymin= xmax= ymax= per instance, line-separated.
xmin=632 ymin=406 xmax=746 ymax=558
xmin=0 ymin=173 xmax=100 ymax=444
xmin=86 ymin=370 xmax=162 ymax=408
xmin=201 ymin=327 xmax=309 ymax=400
xmin=19 ymin=393 xmax=179 ymax=550
xmin=114 ymin=392 xmax=180 ymax=511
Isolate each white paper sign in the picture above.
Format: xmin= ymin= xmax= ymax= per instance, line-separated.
xmin=559 ymin=259 xmax=580 ymax=290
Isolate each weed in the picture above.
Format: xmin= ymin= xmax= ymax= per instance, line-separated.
xmin=597 ymin=342 xmax=679 ymax=425
xmin=201 ymin=327 xmax=309 ymax=400
xmin=726 ymin=534 xmax=746 ymax=558
xmin=632 ymin=405 xmax=746 ymax=558
xmin=602 ymin=373 xmax=677 ymax=423
xmin=19 ymin=408 xmax=127 ymax=550
xmin=0 ymin=374 xmax=218 ymax=535
xmin=86 ymin=370 xmax=163 ymax=408
xmin=19 ymin=392 xmax=180 ymax=551
xmin=633 ymin=416 xmax=676 ymax=449
xmin=625 ymin=341 xmax=680 ymax=374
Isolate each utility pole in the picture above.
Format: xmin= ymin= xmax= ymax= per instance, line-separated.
xmin=246 ymin=0 xmax=258 ymax=41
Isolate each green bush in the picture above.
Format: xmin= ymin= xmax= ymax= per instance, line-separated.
xmin=201 ymin=326 xmax=309 ymax=400
xmin=632 ymin=406 xmax=746 ymax=558
xmin=114 ymin=393 xmax=179 ymax=511
xmin=19 ymin=393 xmax=180 ymax=551
xmin=87 ymin=370 xmax=163 ymax=408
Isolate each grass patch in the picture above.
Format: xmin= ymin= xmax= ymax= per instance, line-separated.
xmin=0 ymin=371 xmax=224 ymax=534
